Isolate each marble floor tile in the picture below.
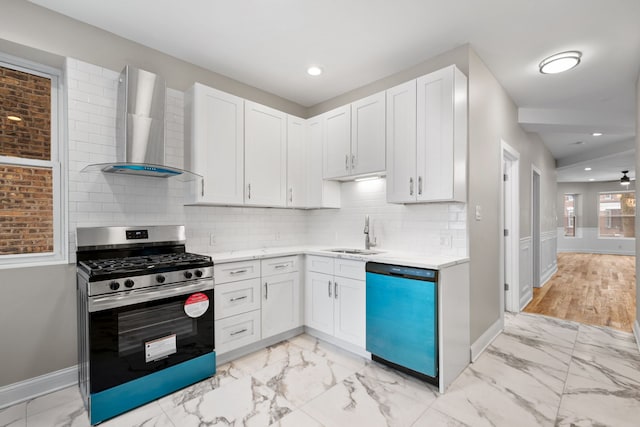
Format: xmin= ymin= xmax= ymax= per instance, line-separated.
xmin=302 ymin=365 xmax=437 ymax=427
xmin=252 ymin=345 xmax=359 ymax=407
xmin=411 ymin=407 xmax=471 ymax=427
xmin=100 ymin=401 xmax=169 ymax=427
xmin=271 ymin=409 xmax=324 ymax=427
xmin=26 ymin=399 xmax=89 ymax=427
xmin=504 ymin=312 xmax=579 ymax=351
xmin=25 ymin=386 xmax=83 ymax=416
xmin=575 ymin=323 xmax=639 ymax=360
xmin=0 ymin=402 xmax=25 ymax=427
xmin=288 ymin=334 xmax=368 ymax=372
xmin=162 ymin=375 xmax=295 ymax=426
xmin=229 ymin=339 xmax=302 ymax=375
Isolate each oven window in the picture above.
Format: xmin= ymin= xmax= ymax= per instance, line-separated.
xmin=118 ymin=302 xmax=197 ymax=355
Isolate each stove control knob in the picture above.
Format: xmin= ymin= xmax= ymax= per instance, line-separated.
xmin=109 ymin=281 xmax=120 ymax=291
xmin=124 ymin=279 xmax=134 ymax=288
xmin=156 ymin=275 xmax=166 ymax=284
xmin=184 ymin=271 xmax=193 ymax=279
xmin=194 ymin=270 xmax=203 ymax=278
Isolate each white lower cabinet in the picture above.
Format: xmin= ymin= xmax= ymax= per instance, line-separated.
xmin=215 ymin=310 xmax=261 ymax=354
xmin=261 ymin=257 xmax=301 ymax=339
xmin=305 ymin=256 xmax=366 ymax=348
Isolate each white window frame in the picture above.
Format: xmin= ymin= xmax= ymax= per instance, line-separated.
xmin=563 ymin=193 xmax=577 ymax=237
xmin=0 ymin=53 xmax=67 ymax=268
xmin=597 ymin=190 xmax=635 ymax=240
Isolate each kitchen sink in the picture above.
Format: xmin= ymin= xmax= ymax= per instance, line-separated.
xmin=325 ymin=248 xmax=383 ymax=255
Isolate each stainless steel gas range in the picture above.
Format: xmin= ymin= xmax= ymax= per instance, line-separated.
xmin=76 ymin=225 xmax=215 ymax=425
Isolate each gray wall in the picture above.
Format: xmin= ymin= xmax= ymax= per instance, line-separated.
xmin=467 ymin=50 xmax=557 ymax=343
xmin=0 ymin=0 xmax=306 ymax=117
xmin=636 ymin=73 xmax=640 ymax=329
xmin=557 ymin=181 xmax=636 ymax=228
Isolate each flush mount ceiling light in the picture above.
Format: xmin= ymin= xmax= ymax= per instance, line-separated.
xmin=6 ymin=115 xmax=22 ymax=122
xmin=592 ymin=132 xmax=603 ymax=136
xmin=306 ymin=66 xmax=323 ymax=76
xmin=589 ymin=178 xmax=595 ymax=181
xmin=620 ymin=170 xmax=631 ymax=186
xmin=584 ymin=167 xmax=592 ymax=171
xmin=539 ymin=51 xmax=582 ymax=74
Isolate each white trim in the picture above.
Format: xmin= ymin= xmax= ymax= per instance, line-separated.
xmin=633 ymin=320 xmax=640 ymax=354
xmin=501 ymin=141 xmax=520 ymax=313
xmin=0 ymin=365 xmax=77 ymax=410
xmin=539 ymin=265 xmax=558 ymax=287
xmin=470 ymin=316 xmax=503 ymax=362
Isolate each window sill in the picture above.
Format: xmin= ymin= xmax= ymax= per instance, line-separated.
xmin=0 ymin=258 xmax=71 ymax=271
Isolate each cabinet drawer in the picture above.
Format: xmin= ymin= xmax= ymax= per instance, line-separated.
xmin=261 ymin=256 xmax=298 ymax=277
xmin=214 ymin=260 xmax=260 ymax=284
xmin=215 ymin=310 xmax=261 ymax=355
xmin=306 ymin=255 xmax=334 ymax=275
xmin=215 ymin=278 xmax=261 ymax=320
xmin=335 ymin=258 xmax=366 ymax=280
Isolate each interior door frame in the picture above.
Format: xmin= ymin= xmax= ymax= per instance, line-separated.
xmin=500 ymin=141 xmax=520 ymax=313
xmin=532 ymin=166 xmax=542 ymax=288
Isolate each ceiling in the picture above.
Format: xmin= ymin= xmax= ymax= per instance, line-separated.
xmin=30 ymin=0 xmax=640 ymax=183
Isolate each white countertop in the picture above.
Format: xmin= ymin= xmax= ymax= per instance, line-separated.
xmin=206 ymin=246 xmax=468 ymax=270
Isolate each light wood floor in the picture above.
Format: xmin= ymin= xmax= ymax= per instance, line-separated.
xmin=523 ymin=252 xmax=636 ymax=332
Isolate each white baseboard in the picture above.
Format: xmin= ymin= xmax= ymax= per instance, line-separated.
xmin=633 ymin=320 xmax=640 ymax=354
xmin=0 ymin=365 xmax=77 ymax=410
xmin=538 ymin=265 xmax=558 ymax=288
xmin=557 ymin=249 xmax=636 ymax=256
xmin=470 ymin=317 xmax=503 ymax=362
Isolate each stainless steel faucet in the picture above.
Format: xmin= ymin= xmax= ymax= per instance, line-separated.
xmin=364 ymin=215 xmax=377 ymax=250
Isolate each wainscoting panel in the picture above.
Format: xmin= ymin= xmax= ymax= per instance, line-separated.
xmin=519 ymin=237 xmax=532 ymax=309
xmin=540 ymin=231 xmax=558 ymax=286
xmin=557 ymin=227 xmax=636 ymax=256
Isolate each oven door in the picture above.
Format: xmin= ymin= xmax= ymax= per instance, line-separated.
xmin=88 ymin=280 xmax=214 ymax=393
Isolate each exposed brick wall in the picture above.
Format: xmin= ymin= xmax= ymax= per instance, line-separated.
xmin=0 ymin=66 xmax=53 ymax=255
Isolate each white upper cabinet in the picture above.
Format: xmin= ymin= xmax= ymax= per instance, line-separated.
xmin=244 ymin=101 xmax=287 ymax=207
xmin=323 ymin=93 xmax=386 ymax=180
xmin=306 ymin=116 xmax=340 ymax=208
xmin=286 ymin=115 xmax=307 ymax=208
xmin=323 ymin=105 xmax=351 ymax=179
xmin=184 ymin=83 xmax=244 ymax=205
xmin=351 ymin=91 xmax=386 ymax=176
xmin=386 ymin=65 xmax=467 ymax=203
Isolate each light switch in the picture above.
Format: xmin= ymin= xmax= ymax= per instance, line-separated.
xmin=475 ymin=205 xmax=482 ymax=221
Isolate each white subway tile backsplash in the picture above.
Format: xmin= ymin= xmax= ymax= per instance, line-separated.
xmin=65 ymin=58 xmax=467 ymax=259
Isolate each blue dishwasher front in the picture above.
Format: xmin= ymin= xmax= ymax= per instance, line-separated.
xmin=366 ymin=262 xmax=438 ymax=381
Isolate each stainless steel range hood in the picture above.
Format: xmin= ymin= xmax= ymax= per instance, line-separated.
xmin=82 ymin=66 xmax=200 ymax=181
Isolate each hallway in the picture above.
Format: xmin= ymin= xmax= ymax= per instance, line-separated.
xmin=524 ymin=252 xmax=636 ymax=332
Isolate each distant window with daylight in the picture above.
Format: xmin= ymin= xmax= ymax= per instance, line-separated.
xmin=598 ymin=191 xmax=635 ymax=238
xmin=0 ymin=57 xmax=64 ymax=263
xmin=563 ymin=194 xmax=576 ymax=237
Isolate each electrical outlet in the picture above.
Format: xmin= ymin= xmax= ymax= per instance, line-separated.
xmin=275 ymin=232 xmax=281 ymax=241
xmin=209 ymin=233 xmax=216 ymax=246
xmin=440 ymin=235 xmax=452 ymax=247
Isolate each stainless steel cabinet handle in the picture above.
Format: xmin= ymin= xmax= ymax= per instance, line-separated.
xmin=230 ymin=328 xmax=247 ymax=336
xmin=334 ymin=282 xmax=338 ymax=299
xmin=328 ymin=280 xmax=332 ymax=297
xmin=409 ymin=177 xmax=414 ymax=196
xmin=264 ymin=282 xmax=268 ymax=299
xmin=351 ymin=154 xmax=356 ymax=170
xmin=229 ymin=295 xmax=247 ymax=302
xmin=274 ymin=263 xmax=288 ymax=269
xmin=229 ymin=269 xmax=248 ymax=275
xmin=289 ymin=188 xmax=293 ymax=202
xmin=247 ymin=183 xmax=251 ymax=199
xmin=345 ymin=154 xmax=350 ymax=171
xmin=418 ymin=176 xmax=423 ymax=195
xmin=201 ymin=178 xmax=205 ymax=197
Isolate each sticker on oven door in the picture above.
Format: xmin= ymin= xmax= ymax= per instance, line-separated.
xmin=184 ymin=292 xmax=209 ymax=318
xmin=145 ymin=334 xmax=176 ymax=363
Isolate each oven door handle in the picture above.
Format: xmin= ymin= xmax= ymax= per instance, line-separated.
xmin=88 ymin=280 xmax=214 ymax=312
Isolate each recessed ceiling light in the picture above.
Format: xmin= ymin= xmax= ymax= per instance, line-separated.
xmin=592 ymin=132 xmax=603 ymax=136
xmin=539 ymin=51 xmax=582 ymax=74
xmin=307 ymin=66 xmax=323 ymax=76
xmin=7 ymin=115 xmax=22 ymax=122
xmin=589 ymin=178 xmax=595 ymax=181
xmin=584 ymin=167 xmax=592 ymax=171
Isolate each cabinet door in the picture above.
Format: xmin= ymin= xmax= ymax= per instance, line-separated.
xmin=386 ymin=80 xmax=417 ymax=203
xmin=306 ymin=116 xmax=340 ymax=208
xmin=333 ymin=277 xmax=366 ymax=348
xmin=262 ymin=272 xmax=300 ymax=339
xmin=304 ymin=271 xmax=334 ymax=335
xmin=185 ymin=83 xmax=244 ymax=205
xmin=287 ymin=115 xmax=307 ymax=208
xmin=215 ymin=310 xmax=261 ymax=355
xmin=416 ymin=67 xmax=454 ymax=202
xmin=323 ymin=105 xmax=351 ymax=179
xmin=214 ymin=278 xmax=261 ymax=320
xmin=245 ymin=101 xmax=287 ymax=206
xmin=351 ymin=91 xmax=386 ymax=176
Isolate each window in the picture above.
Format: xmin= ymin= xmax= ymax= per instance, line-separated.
xmin=598 ymin=191 xmax=635 ymax=238
xmin=563 ymin=194 xmax=576 ymax=237
xmin=0 ymin=55 xmax=65 ymax=265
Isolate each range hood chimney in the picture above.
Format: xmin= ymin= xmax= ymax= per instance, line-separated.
xmin=82 ymin=66 xmax=200 ymax=180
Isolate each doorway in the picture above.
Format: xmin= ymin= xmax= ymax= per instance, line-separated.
xmin=532 ymin=167 xmax=541 ymax=288
xmin=501 ymin=142 xmax=521 ymax=312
